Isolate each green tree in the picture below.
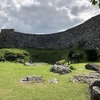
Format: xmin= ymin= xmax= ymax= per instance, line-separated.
xmin=85 ymin=49 xmax=98 ymax=61
xmin=90 ymin=0 xmax=100 ymax=7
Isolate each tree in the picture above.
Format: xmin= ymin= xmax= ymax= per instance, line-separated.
xmin=89 ymin=0 xmax=100 ymax=7
xmin=85 ymin=49 xmax=98 ymax=61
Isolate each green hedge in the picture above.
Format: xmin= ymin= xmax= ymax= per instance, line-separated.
xmin=0 ymin=48 xmax=100 ymax=63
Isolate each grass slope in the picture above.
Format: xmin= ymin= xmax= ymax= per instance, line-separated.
xmin=0 ymin=62 xmax=97 ymax=100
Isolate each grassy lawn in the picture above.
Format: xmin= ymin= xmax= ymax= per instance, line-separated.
xmin=0 ymin=62 xmax=97 ymax=100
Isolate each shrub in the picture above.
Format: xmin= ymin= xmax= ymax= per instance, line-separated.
xmin=56 ymin=60 xmax=66 ymax=65
xmin=0 ymin=49 xmax=31 ymax=63
xmin=0 ymin=56 xmax=5 ymax=61
xmin=85 ymin=49 xmax=98 ymax=61
xmin=70 ymin=66 xmax=76 ymax=70
xmin=67 ymin=49 xmax=84 ymax=63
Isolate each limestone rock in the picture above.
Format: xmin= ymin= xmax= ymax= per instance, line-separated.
xmin=24 ymin=62 xmax=34 ymax=66
xmin=20 ymin=76 xmax=44 ymax=83
xmin=71 ymin=72 xmax=100 ymax=84
xmin=89 ymin=81 xmax=100 ymax=100
xmin=85 ymin=63 xmax=100 ymax=73
xmin=89 ymin=81 xmax=100 ymax=90
xmin=51 ymin=64 xmax=71 ymax=74
xmin=91 ymin=86 xmax=100 ymax=100
xmin=49 ymin=78 xmax=59 ymax=84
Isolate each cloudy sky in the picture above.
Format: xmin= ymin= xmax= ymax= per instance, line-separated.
xmin=0 ymin=0 xmax=100 ymax=34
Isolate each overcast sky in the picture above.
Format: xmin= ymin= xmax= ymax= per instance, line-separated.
xmin=0 ymin=0 xmax=100 ymax=34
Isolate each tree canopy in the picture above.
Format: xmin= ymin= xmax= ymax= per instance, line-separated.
xmin=90 ymin=0 xmax=100 ymax=7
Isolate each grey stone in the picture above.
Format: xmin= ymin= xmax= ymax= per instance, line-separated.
xmin=71 ymin=72 xmax=100 ymax=84
xmin=51 ymin=64 xmax=71 ymax=74
xmin=20 ymin=76 xmax=44 ymax=83
xmin=49 ymin=78 xmax=59 ymax=84
xmin=89 ymin=81 xmax=100 ymax=100
xmin=89 ymin=72 xmax=100 ymax=78
xmin=24 ymin=62 xmax=35 ymax=66
xmin=89 ymin=81 xmax=100 ymax=90
xmin=85 ymin=63 xmax=100 ymax=73
xmin=91 ymin=86 xmax=100 ymax=100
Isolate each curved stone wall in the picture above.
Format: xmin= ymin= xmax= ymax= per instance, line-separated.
xmin=0 ymin=14 xmax=100 ymax=49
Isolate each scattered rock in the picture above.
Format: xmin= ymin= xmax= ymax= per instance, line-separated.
xmin=85 ymin=63 xmax=100 ymax=73
xmin=49 ymin=78 xmax=59 ymax=84
xmin=89 ymin=72 xmax=100 ymax=78
xmin=20 ymin=76 xmax=44 ymax=83
xmin=24 ymin=62 xmax=35 ymax=66
xmin=89 ymin=81 xmax=100 ymax=100
xmin=91 ymin=86 xmax=100 ymax=100
xmin=51 ymin=64 xmax=71 ymax=74
xmin=89 ymin=80 xmax=100 ymax=91
xmin=72 ymin=75 xmax=90 ymax=83
xmin=72 ymin=72 xmax=100 ymax=99
xmin=71 ymin=72 xmax=100 ymax=84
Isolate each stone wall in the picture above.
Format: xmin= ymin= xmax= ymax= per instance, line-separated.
xmin=0 ymin=14 xmax=100 ymax=49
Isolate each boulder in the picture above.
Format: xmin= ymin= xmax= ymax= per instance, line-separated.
xmin=72 ymin=75 xmax=93 ymax=84
xmin=85 ymin=63 xmax=100 ymax=73
xmin=72 ymin=72 xmax=100 ymax=84
xmin=89 ymin=81 xmax=100 ymax=91
xmin=20 ymin=76 xmax=44 ymax=83
xmin=91 ymin=86 xmax=100 ymax=100
xmin=89 ymin=72 xmax=100 ymax=78
xmin=51 ymin=64 xmax=71 ymax=74
xmin=49 ymin=78 xmax=59 ymax=84
xmin=89 ymin=81 xmax=100 ymax=100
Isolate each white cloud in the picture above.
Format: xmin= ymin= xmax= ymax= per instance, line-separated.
xmin=0 ymin=0 xmax=100 ymax=34
xmin=48 ymin=2 xmax=53 ymax=7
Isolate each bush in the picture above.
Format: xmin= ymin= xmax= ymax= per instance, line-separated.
xmin=67 ymin=49 xmax=84 ymax=63
xmin=85 ymin=49 xmax=98 ymax=61
xmin=0 ymin=56 xmax=5 ymax=61
xmin=56 ymin=60 xmax=66 ymax=65
xmin=70 ymin=66 xmax=76 ymax=70
xmin=0 ymin=49 xmax=31 ymax=63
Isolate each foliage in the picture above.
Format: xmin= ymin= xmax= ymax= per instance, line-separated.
xmin=0 ymin=48 xmax=100 ymax=63
xmin=24 ymin=49 xmax=68 ymax=64
xmin=67 ymin=49 xmax=85 ymax=64
xmin=90 ymin=0 xmax=100 ymax=7
xmin=85 ymin=49 xmax=98 ymax=61
xmin=0 ymin=49 xmax=30 ymax=63
xmin=70 ymin=66 xmax=76 ymax=70
xmin=56 ymin=60 xmax=66 ymax=65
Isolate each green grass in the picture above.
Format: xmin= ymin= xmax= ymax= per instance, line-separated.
xmin=0 ymin=62 xmax=98 ymax=100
